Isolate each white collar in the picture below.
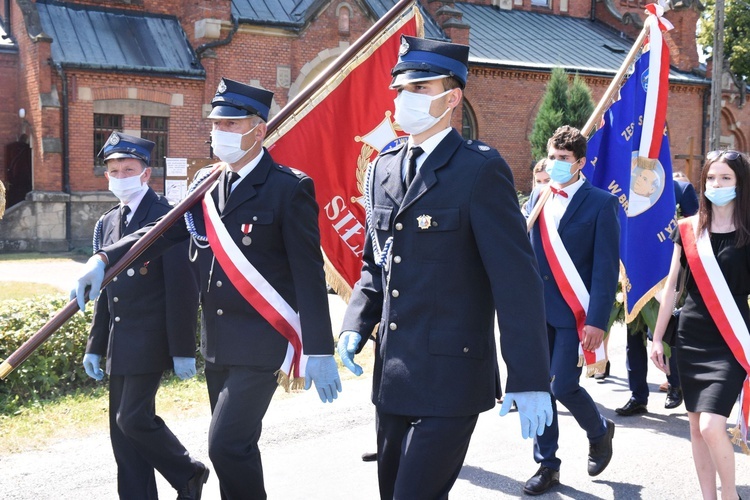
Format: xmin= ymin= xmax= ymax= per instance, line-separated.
xmin=232 ymin=149 xmax=265 ymax=181
xmin=409 ymin=127 xmax=452 ymax=160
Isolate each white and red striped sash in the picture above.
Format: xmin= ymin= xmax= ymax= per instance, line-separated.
xmin=202 ymin=183 xmax=306 ymax=389
xmin=538 ymin=203 xmax=606 ymax=370
xmin=679 ymin=217 xmax=750 ymax=453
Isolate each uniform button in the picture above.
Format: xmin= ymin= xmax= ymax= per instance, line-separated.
xmin=113 ymin=297 xmax=119 ymax=303
xmin=389 ymin=322 xmax=397 ymax=331
xmin=216 ymin=280 xmax=223 ymax=287
xmin=393 ymin=255 xmax=401 ymax=264
xmin=391 ymin=289 xmax=399 ymax=297
xmin=114 ymin=317 xmax=120 ymax=322
xmin=113 ymin=277 xmax=118 ymax=282
xmin=543 ymin=275 xmax=549 ymax=281
xmin=431 ymin=221 xmax=438 ymax=227
xmin=463 ymin=347 xmax=469 ymax=353
xmin=126 ymin=268 xmax=135 ymax=277
xmin=217 ymin=309 xmax=224 ymax=316
xmin=395 ymin=223 xmax=403 ymax=231
xmin=253 ymin=216 xmax=258 ymax=221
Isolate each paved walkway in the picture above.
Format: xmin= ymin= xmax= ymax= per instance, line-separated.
xmin=1 ymin=257 xmax=749 ymax=498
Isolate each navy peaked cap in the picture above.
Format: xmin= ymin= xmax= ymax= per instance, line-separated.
xmin=209 ymin=78 xmax=274 ymax=121
xmin=390 ymin=35 xmax=470 ymax=89
xmin=98 ymin=132 xmax=155 ymax=165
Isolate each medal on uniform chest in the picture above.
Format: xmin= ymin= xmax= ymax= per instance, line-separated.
xmin=139 ymin=261 xmax=149 ymax=275
xmin=241 ymin=223 xmax=253 ymax=246
xmin=416 ymin=214 xmax=432 ymax=230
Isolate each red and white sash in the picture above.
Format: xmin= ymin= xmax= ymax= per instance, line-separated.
xmin=539 ymin=203 xmax=607 ymax=373
xmin=202 ymin=182 xmax=306 ymax=390
xmin=679 ymin=216 xmax=750 ymax=453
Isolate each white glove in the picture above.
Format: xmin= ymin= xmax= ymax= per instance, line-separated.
xmin=499 ymin=391 xmax=553 ymax=439
xmin=82 ymin=353 xmax=104 ymax=381
xmin=336 ymin=331 xmax=363 ymax=376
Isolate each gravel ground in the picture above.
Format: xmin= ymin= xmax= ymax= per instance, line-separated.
xmin=1 ymin=256 xmax=749 ymax=499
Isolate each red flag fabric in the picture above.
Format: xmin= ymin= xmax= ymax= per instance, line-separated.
xmin=266 ymin=5 xmax=422 ymax=300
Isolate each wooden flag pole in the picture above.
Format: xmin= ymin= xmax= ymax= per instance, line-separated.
xmin=0 ymin=165 xmax=224 ymax=380
xmin=526 ymin=23 xmax=650 ymax=233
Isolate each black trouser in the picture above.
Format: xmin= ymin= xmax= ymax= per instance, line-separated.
xmin=206 ymin=363 xmax=278 ymax=500
xmin=109 ymin=372 xmax=197 ymax=499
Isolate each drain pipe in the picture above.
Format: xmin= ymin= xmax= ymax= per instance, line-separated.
xmin=195 ymin=15 xmax=239 ymax=59
xmin=53 ymin=61 xmax=72 ymax=251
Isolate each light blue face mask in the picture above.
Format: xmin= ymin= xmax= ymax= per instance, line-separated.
xmin=704 ymin=185 xmax=736 ymax=207
xmin=545 ymin=159 xmax=580 ymax=185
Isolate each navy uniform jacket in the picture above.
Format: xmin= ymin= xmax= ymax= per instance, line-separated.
xmin=342 ymin=129 xmax=551 ymax=418
xmin=102 ymin=150 xmax=334 ymax=367
xmin=87 ymin=188 xmax=199 ymax=375
xmin=526 ymin=180 xmax=620 ymax=331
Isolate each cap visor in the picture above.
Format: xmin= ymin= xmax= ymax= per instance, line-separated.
xmin=389 ymin=72 xmax=448 ymax=89
xmin=104 ymin=152 xmax=146 ymax=162
xmin=208 ymin=105 xmax=252 ymax=119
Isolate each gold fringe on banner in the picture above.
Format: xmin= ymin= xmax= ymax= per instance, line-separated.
xmin=323 ymin=253 xmax=353 ymax=304
xmin=635 ymin=156 xmax=658 ymax=170
xmin=729 ymin=426 xmax=750 ymax=455
xmin=621 ymin=261 xmax=668 ymax=324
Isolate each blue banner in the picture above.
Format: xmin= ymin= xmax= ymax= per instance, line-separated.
xmin=583 ymin=52 xmax=676 ymax=321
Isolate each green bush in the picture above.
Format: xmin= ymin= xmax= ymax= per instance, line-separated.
xmin=0 ymin=296 xmax=95 ymax=413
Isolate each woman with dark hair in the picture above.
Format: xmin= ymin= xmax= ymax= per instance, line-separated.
xmin=651 ymin=150 xmax=750 ymax=500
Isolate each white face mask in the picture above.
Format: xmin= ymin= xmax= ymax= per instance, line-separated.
xmin=393 ymin=89 xmax=452 ymax=135
xmin=211 ymin=124 xmax=259 ymax=164
xmin=108 ymin=171 xmax=147 ymax=203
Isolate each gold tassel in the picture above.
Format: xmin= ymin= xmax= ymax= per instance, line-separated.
xmin=275 ymin=370 xmax=291 ymax=393
xmin=323 ymin=257 xmax=352 ymax=304
xmin=586 ymin=359 xmax=608 ymax=378
xmin=291 ymin=377 xmax=305 ymax=392
xmin=729 ymin=426 xmax=750 ymax=455
xmin=577 ymin=355 xmax=584 ymax=368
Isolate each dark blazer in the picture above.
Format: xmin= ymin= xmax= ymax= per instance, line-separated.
xmin=102 ymin=150 xmax=334 ymax=367
xmin=674 ymin=179 xmax=699 ymax=217
xmin=342 ymin=129 xmax=551 ymax=418
xmin=526 ymin=179 xmax=620 ymax=331
xmin=87 ymin=188 xmax=199 ymax=375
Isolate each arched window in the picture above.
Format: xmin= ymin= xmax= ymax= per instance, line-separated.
xmin=461 ymin=99 xmax=477 ymax=140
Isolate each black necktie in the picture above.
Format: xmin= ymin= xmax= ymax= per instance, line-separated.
xmin=225 ymin=171 xmax=240 ymax=199
xmin=404 ymin=146 xmax=424 ymax=189
xmin=120 ymin=205 xmax=131 ymax=234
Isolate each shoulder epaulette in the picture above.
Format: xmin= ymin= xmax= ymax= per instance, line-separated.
xmin=379 ymin=142 xmax=407 ymax=157
xmin=463 ymin=139 xmax=497 ymax=157
xmin=276 ymin=164 xmax=308 ymax=179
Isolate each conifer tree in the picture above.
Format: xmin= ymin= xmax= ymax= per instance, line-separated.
xmin=567 ymin=74 xmax=595 ymax=131
xmin=529 ymin=67 xmax=569 ymax=161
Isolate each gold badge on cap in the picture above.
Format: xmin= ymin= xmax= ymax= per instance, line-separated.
xmin=108 ymin=134 xmax=120 ymax=146
xmin=417 ymin=214 xmax=432 ymax=230
xmin=217 ymin=79 xmax=227 ymax=93
xmin=399 ymin=39 xmax=410 ymax=56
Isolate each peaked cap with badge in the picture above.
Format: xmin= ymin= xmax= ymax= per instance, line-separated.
xmin=99 ymin=132 xmax=155 ymax=165
xmin=390 ymin=35 xmax=470 ymax=89
xmin=209 ymin=77 xmax=274 ymax=121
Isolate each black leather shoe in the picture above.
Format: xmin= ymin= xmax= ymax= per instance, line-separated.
xmin=523 ymin=465 xmax=560 ymax=495
xmin=588 ymin=419 xmax=615 ymax=476
xmin=361 ymin=451 xmax=377 ymax=462
xmin=177 ymin=463 xmax=210 ymax=500
xmin=615 ymin=397 xmax=647 ymax=416
xmin=665 ymin=386 xmax=683 ymax=409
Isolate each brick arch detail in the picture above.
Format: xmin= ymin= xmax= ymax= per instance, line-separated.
xmin=721 ymin=106 xmax=747 ymax=152
xmin=287 ymin=44 xmax=349 ymax=99
xmin=91 ymin=87 xmax=173 ymax=105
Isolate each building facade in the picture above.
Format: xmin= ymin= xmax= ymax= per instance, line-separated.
xmin=0 ymin=0 xmax=746 ymax=251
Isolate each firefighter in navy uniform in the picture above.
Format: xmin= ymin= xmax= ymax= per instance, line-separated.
xmin=82 ymin=132 xmax=207 ymax=499
xmin=338 ymin=35 xmax=553 ymax=499
xmin=73 ymin=80 xmax=341 ymax=500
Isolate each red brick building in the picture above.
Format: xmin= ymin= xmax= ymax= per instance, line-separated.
xmin=0 ymin=0 xmax=746 ymax=251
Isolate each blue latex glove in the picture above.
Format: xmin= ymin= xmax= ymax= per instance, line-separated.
xmin=499 ymin=391 xmax=553 ymax=439
xmin=304 ymin=355 xmax=342 ymax=403
xmin=70 ymin=256 xmax=106 ymax=312
xmin=173 ymin=357 xmax=196 ymax=380
xmin=82 ymin=353 xmax=104 ymax=381
xmin=336 ymin=331 xmax=363 ymax=376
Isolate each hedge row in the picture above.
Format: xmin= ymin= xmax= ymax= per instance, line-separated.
xmin=0 ymin=296 xmax=96 ymax=413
